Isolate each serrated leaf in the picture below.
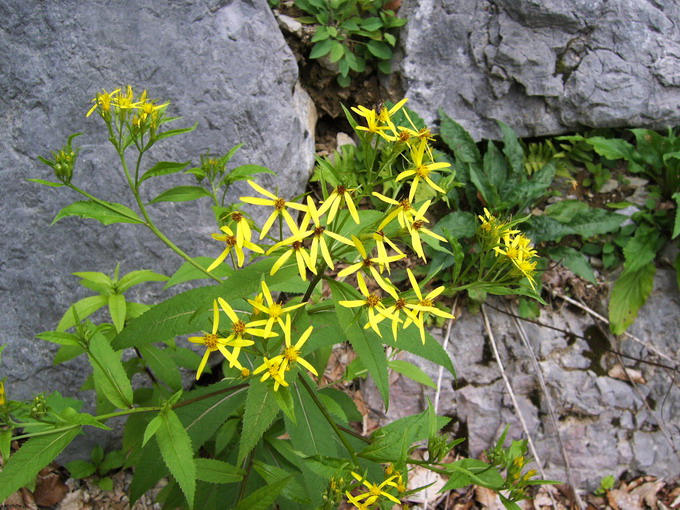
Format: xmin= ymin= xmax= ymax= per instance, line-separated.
xmin=164 ymin=257 xmax=233 ymax=289
xmin=108 ymin=294 xmax=126 ymax=333
xmin=139 ymin=345 xmax=182 ymax=391
xmin=329 ymin=280 xmax=390 ymax=407
xmin=88 ymin=333 xmax=133 ymax=409
xmin=272 ymin=385 xmax=296 ymax=424
xmin=195 ymin=458 xmax=243 ymax=484
xmin=129 ymin=441 xmax=166 ymax=504
xmin=233 ymin=475 xmax=292 ymax=510
xmin=52 ymin=200 xmax=143 ymax=226
xmin=142 ymin=415 xmax=163 ymax=447
xmin=224 ymin=164 xmax=274 ymax=186
xmin=388 ymin=359 xmax=436 ymax=388
xmin=238 ymin=380 xmax=280 ymax=464
xmin=138 ymin=161 xmax=190 ymax=185
xmin=609 ymin=262 xmax=656 ymax=335
xmin=154 ymin=122 xmax=198 ymax=141
xmin=568 ymin=208 xmax=626 ymax=238
xmin=253 ymin=461 xmax=311 ymax=505
xmin=156 ymin=409 xmax=195 ymax=508
xmin=0 ymin=426 xmax=81 ymax=502
xmin=148 ymin=185 xmax=211 ymax=204
xmin=439 ymin=111 xmax=482 ymax=168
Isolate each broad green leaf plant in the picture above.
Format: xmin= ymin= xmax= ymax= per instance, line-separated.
xmin=0 ymin=87 xmax=553 ymax=509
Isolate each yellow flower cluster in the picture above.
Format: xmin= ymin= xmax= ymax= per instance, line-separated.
xmin=345 ymin=471 xmax=403 ymax=509
xmin=86 ymin=86 xmax=168 ymax=134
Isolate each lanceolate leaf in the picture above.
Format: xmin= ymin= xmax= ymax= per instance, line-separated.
xmin=233 ymin=475 xmax=292 ymax=510
xmin=148 ymin=185 xmax=211 ymax=204
xmin=108 ymin=293 xmax=126 ymax=333
xmin=329 ymin=280 xmax=390 ymax=408
xmin=117 ymin=269 xmax=169 ymax=292
xmin=57 ymin=295 xmax=108 ymax=332
xmin=88 ymin=333 xmax=133 ymax=409
xmin=156 ymin=409 xmax=196 ymax=508
xmin=381 ymin=321 xmax=455 ymax=376
xmin=238 ymin=380 xmax=280 ymax=464
xmin=52 ymin=200 xmax=143 ymax=226
xmin=609 ymin=262 xmax=656 ymax=335
xmin=112 ymin=258 xmax=296 ymax=349
xmin=138 ymin=161 xmax=190 ymax=186
xmin=0 ymin=426 xmax=81 ymax=502
xmin=139 ymin=345 xmax=182 ymax=391
xmin=195 ymin=458 xmax=244 ymax=484
xmin=388 ymin=359 xmax=437 ymax=388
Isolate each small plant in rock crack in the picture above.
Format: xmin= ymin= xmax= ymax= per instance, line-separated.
xmin=295 ymin=0 xmax=406 ymax=86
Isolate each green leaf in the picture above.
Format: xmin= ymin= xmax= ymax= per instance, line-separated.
xmin=36 ymin=331 xmax=81 ymax=347
xmin=441 ymin=458 xmax=504 ymax=492
xmin=497 ymin=120 xmax=524 ymax=176
xmin=361 ymin=16 xmax=382 ymax=31
xmin=366 ymin=40 xmax=392 ymax=59
xmin=381 ymin=322 xmax=455 ymax=376
xmin=388 ymin=359 xmax=436 ymax=388
xmin=673 ymin=192 xmax=680 ymax=239
xmin=108 ymin=294 xmax=126 ymax=333
xmin=88 ymin=333 xmax=133 ymax=409
xmin=73 ymin=271 xmax=113 ymax=288
xmin=154 ymin=122 xmax=198 ymax=141
xmin=195 ymin=458 xmax=244 ymax=484
xmin=609 ymin=262 xmax=656 ymax=335
xmin=310 ymin=39 xmax=333 ymax=59
xmin=138 ymin=161 xmax=190 ymax=186
xmin=238 ymin=380 xmax=280 ymax=464
xmin=545 ymin=200 xmax=590 ymax=223
xmin=433 ymin=211 xmax=476 ymax=239
xmin=439 ymin=111 xmax=482 ymax=169
xmin=26 ymin=178 xmax=64 ymax=187
xmin=546 ymin=246 xmax=597 ymax=283
xmin=523 ymin=215 xmax=576 ymax=243
xmin=233 ymin=475 xmax=292 ymax=510
xmin=384 ymin=32 xmax=396 ymax=46
xmin=585 ymin=136 xmax=635 ymax=161
xmin=164 ymin=257 xmax=233 ymax=289
xmin=329 ymin=41 xmax=345 ymax=63
xmin=253 ymin=460 xmax=311 ymax=505
xmin=568 ymin=208 xmax=626 ymax=238
xmin=329 ymin=280 xmax=390 ymax=408
xmin=56 ymin=407 xmax=111 ymax=430
xmin=52 ymin=200 xmax=143 ymax=226
xmin=65 ymin=459 xmax=96 ymax=479
xmin=117 ymin=270 xmax=169 ymax=292
xmin=224 ymin=164 xmax=275 ymax=185
xmin=148 ymin=185 xmax=211 ymax=204
xmin=156 ymin=409 xmax=196 ymax=508
xmin=623 ymin=225 xmax=660 ymax=273
xmin=0 ymin=426 xmax=81 ymax=502
xmin=319 ymin=387 xmax=362 ymax=423
xmin=311 ymin=25 xmax=329 ymax=42
xmin=272 ymin=385 xmax=296 ymax=424
xmin=113 ymin=258 xmax=296 ymax=349
xmin=139 ymin=345 xmax=182 ymax=391
xmin=377 ymin=60 xmax=392 ymax=75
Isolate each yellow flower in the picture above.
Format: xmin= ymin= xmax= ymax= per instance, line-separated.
xmin=396 ymin=138 xmax=450 ymax=201
xmin=217 ymin=297 xmax=276 ymax=364
xmin=301 ymin=197 xmax=354 ymax=270
xmin=372 ymin=192 xmax=415 ymax=231
xmin=188 ymin=299 xmax=244 ymax=379
xmin=350 ymin=471 xmax=401 ymax=505
xmin=115 ymin=85 xmax=142 ymax=111
xmin=269 ymin=314 xmax=318 ymax=376
xmin=378 ymin=98 xmax=409 ymax=137
xmin=86 ymin=88 xmax=120 ymax=117
xmin=240 ymin=180 xmax=308 ymax=239
xmin=404 ymin=269 xmax=454 ymax=344
xmin=368 ymin=282 xmax=418 ymax=342
xmin=0 ymin=380 xmax=6 ymax=406
xmin=266 ymin=230 xmax=317 ymax=280
xmin=247 ymin=280 xmax=306 ymax=337
xmin=317 ymin=185 xmax=360 ymax=224
xmin=337 ymin=236 xmax=405 ymax=284
xmin=371 ymin=229 xmax=404 ymax=274
xmin=207 ymin=225 xmax=264 ymax=271
xmin=228 ymin=210 xmax=252 ymax=248
xmin=407 ymin=200 xmax=447 ymax=260
xmin=338 ymin=272 xmax=397 ymax=337
xmin=252 ymin=356 xmax=288 ymax=391
xmin=345 ymin=491 xmax=377 ymax=509
xmin=494 ymin=233 xmax=539 ymax=290
xmin=350 ymin=105 xmax=397 ymax=142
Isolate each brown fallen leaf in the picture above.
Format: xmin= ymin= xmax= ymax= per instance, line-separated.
xmin=607 ymin=488 xmax=643 ymax=510
xmin=608 ymin=364 xmax=646 ymax=384
xmin=34 ymin=463 xmax=69 ymax=507
xmin=630 ymin=479 xmax=664 ymax=508
xmin=474 ymin=485 xmax=504 ymax=510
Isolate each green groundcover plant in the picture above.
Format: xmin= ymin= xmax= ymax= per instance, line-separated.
xmin=0 ymin=88 xmax=555 ymax=509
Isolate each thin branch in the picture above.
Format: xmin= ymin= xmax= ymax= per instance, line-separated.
xmin=506 ymin=302 xmax=582 ymax=510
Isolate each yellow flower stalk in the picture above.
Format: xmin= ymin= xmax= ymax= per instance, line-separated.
xmin=268 ymin=314 xmax=317 ymax=376
xmin=217 ymin=297 xmax=276 ymax=365
xmin=207 ymin=225 xmax=263 ymax=271
xmin=318 ymin=184 xmax=360 ymax=224
xmin=252 ymin=356 xmax=288 ymax=391
xmin=404 ymin=269 xmax=454 ymax=344
xmin=0 ymin=380 xmax=6 ymax=406
xmin=300 ymin=197 xmax=353 ymax=270
xmin=396 ymin=138 xmax=450 ymax=201
xmin=339 ymin=272 xmax=397 ymax=337
xmin=247 ymin=280 xmax=306 ymax=337
xmin=239 ymin=180 xmax=308 ymax=239
xmin=407 ymin=200 xmax=447 ymax=260
xmin=86 ymin=88 xmax=120 ymax=118
xmin=337 ymin=236 xmax=405 ymax=284
xmin=188 ymin=299 xmax=244 ymax=379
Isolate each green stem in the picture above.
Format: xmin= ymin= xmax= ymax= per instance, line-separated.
xmin=299 ymin=376 xmax=359 ymax=465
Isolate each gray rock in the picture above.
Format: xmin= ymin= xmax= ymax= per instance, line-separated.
xmin=1 ymin=0 xmax=314 ymax=454
xmin=399 ymin=0 xmax=680 ymax=140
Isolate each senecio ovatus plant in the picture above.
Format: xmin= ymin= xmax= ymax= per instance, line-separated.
xmin=0 ymin=87 xmax=553 ymax=509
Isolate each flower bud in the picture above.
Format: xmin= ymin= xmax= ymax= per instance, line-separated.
xmin=0 ymin=381 xmax=6 ymax=406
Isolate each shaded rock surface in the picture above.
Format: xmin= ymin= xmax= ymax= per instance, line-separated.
xmin=399 ymin=0 xmax=680 ymax=140
xmin=363 ymin=269 xmax=680 ymax=491
xmin=0 ymin=0 xmax=314 ymax=452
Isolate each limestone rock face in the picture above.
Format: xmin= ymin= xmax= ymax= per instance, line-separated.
xmin=399 ymin=0 xmax=680 ymax=140
xmin=0 ymin=0 xmax=314 ymax=449
xmin=363 ymin=269 xmax=680 ymax=491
